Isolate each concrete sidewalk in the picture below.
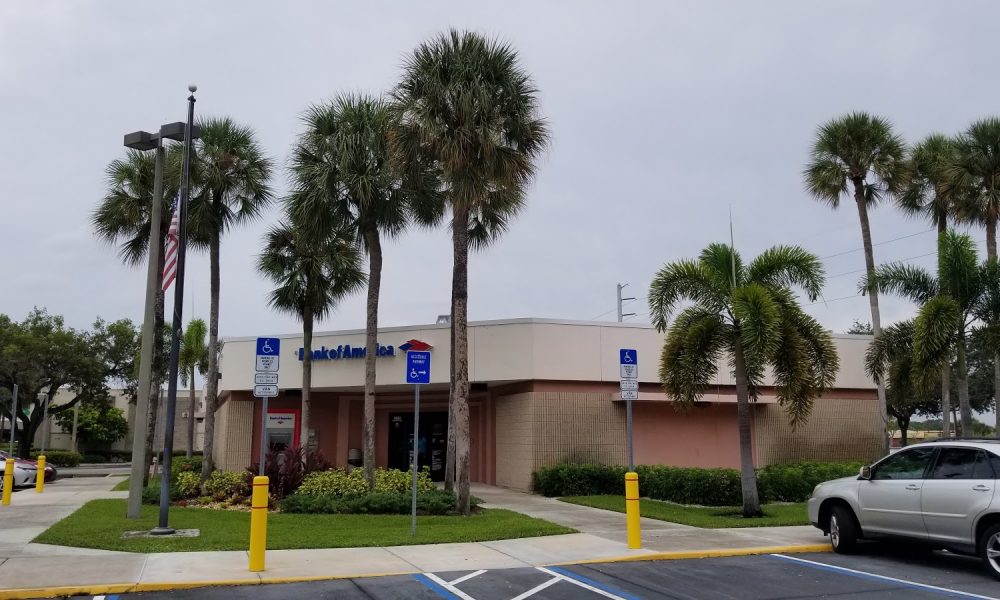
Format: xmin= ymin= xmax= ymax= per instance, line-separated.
xmin=0 ymin=478 xmax=829 ymax=599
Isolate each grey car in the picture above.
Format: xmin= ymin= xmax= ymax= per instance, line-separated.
xmin=808 ymin=440 xmax=1000 ymax=579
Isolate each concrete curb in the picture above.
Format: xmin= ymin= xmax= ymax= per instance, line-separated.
xmin=0 ymin=544 xmax=830 ymax=599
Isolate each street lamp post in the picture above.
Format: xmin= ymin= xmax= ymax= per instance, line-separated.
xmin=123 ymin=118 xmax=198 ymax=520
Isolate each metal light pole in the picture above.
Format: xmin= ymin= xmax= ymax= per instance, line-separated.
xmin=152 ymin=85 xmax=197 ymax=535
xmin=617 ymin=283 xmax=635 ymax=322
xmin=124 ymin=120 xmax=192 ymax=519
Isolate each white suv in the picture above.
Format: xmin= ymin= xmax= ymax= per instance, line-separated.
xmin=808 ymin=440 xmax=1000 ymax=579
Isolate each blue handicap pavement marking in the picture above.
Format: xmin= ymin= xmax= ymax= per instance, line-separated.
xmin=256 ymin=337 xmax=280 ymax=356
xmin=619 ymin=348 xmax=637 ymax=365
xmin=407 ymin=351 xmax=431 ymax=385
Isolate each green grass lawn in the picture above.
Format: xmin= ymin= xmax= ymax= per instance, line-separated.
xmin=34 ymin=499 xmax=574 ymax=553
xmin=561 ymin=495 xmax=807 ymax=528
xmin=111 ymin=477 xmax=131 ymax=491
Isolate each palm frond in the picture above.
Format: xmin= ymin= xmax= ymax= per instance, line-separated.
xmin=647 ymin=260 xmax=725 ymax=332
xmin=913 ymin=295 xmax=962 ymax=372
xmin=732 ymin=283 xmax=780 ymax=361
xmin=745 ymin=245 xmax=825 ymax=301
xmin=863 ymin=262 xmax=937 ymax=303
xmin=658 ymin=307 xmax=729 ymax=408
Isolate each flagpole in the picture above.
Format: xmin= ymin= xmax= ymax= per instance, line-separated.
xmin=151 ymin=85 xmax=197 ymax=535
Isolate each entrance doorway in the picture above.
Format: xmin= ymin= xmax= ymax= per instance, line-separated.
xmin=388 ymin=411 xmax=448 ymax=481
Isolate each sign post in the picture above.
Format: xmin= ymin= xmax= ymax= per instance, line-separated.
xmin=405 ymin=350 xmax=431 ymax=536
xmin=254 ymin=338 xmax=280 ymax=475
xmin=619 ymin=348 xmax=641 ymax=549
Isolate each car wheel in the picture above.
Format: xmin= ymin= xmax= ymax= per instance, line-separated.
xmin=829 ymin=505 xmax=858 ymax=554
xmin=980 ymin=523 xmax=1000 ymax=581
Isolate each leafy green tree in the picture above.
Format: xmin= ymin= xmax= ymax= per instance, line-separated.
xmin=867 ymin=232 xmax=1000 ymax=436
xmin=287 ymin=94 xmax=434 ymax=487
xmin=0 ymin=310 xmax=138 ymax=456
xmin=92 ymin=148 xmax=181 ymax=477
xmin=393 ymin=30 xmax=550 ymax=513
xmin=846 ymin=320 xmax=873 ymax=335
xmin=258 ymin=216 xmax=365 ymax=450
xmin=805 ymin=112 xmax=907 ymax=453
xmin=865 ymin=320 xmax=939 ymax=446
xmin=179 ymin=318 xmax=208 ymax=458
xmin=54 ymin=398 xmax=129 ymax=451
xmin=187 ymin=117 xmax=274 ymax=480
xmin=951 ymin=117 xmax=1000 ymax=437
xmin=648 ymin=243 xmax=839 ymax=516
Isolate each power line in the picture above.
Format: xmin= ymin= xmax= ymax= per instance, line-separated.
xmin=818 ymin=229 xmax=934 ymax=260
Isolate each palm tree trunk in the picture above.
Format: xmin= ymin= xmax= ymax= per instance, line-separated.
xmin=941 ymin=363 xmax=951 ymax=438
xmin=853 ymin=177 xmax=889 ymax=454
xmin=732 ymin=340 xmax=762 ymax=517
xmin=301 ymin=306 xmax=313 ymax=450
xmin=444 ymin=291 xmax=456 ymax=493
xmin=452 ymin=205 xmax=472 ymax=515
xmin=186 ymin=365 xmax=195 ymax=458
xmin=363 ymin=227 xmax=381 ymax=490
xmin=957 ymin=329 xmax=973 ymax=436
xmin=201 ymin=227 xmax=221 ymax=481
xmin=897 ymin=415 xmax=910 ymax=447
xmin=985 ymin=215 xmax=1000 ymax=440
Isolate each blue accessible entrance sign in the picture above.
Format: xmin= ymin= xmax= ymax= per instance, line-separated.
xmin=406 ymin=351 xmax=431 ymax=385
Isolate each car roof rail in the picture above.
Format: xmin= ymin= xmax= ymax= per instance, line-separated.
xmin=917 ymin=437 xmax=1000 ymax=443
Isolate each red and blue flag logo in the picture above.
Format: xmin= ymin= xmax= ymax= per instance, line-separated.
xmin=399 ymin=339 xmax=433 ymax=352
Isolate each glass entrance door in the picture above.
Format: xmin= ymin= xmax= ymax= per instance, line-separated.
xmin=388 ymin=411 xmax=448 ymax=481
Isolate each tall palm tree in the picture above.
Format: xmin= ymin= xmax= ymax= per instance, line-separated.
xmin=393 ymin=30 xmax=550 ymax=513
xmin=867 ymin=231 xmax=1000 ymax=435
xmin=865 ymin=320 xmax=937 ymax=446
xmin=92 ymin=148 xmax=180 ymax=483
xmin=649 ymin=243 xmax=839 ymax=517
xmin=805 ymin=112 xmax=907 ymax=453
xmin=178 ymin=318 xmax=208 ymax=458
xmin=897 ymin=134 xmax=961 ymax=436
xmin=187 ymin=117 xmax=274 ymax=480
xmin=287 ymin=94 xmax=435 ymax=487
xmin=951 ymin=117 xmax=1000 ymax=437
xmin=258 ymin=217 xmax=365 ymax=449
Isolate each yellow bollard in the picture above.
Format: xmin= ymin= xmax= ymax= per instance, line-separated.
xmin=625 ymin=471 xmax=641 ymax=549
xmin=35 ymin=456 xmax=45 ymax=493
xmin=248 ymin=475 xmax=269 ymax=572
xmin=2 ymin=458 xmax=14 ymax=506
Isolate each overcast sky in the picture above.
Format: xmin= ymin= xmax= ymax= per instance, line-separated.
xmin=2 ymin=1 xmax=997 ymax=343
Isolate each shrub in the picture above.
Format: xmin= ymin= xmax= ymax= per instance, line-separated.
xmin=282 ymin=489 xmax=465 ymax=515
xmin=532 ymin=464 xmax=626 ymax=497
xmin=30 ymin=450 xmax=81 ymax=467
xmin=170 ymin=456 xmax=203 ymax=475
xmin=297 ymin=469 xmax=369 ymax=498
xmin=174 ymin=471 xmax=201 ymax=499
xmin=374 ymin=467 xmax=436 ymax=494
xmin=637 ymin=465 xmax=742 ymax=506
xmin=82 ymin=454 xmax=107 ymax=464
xmin=204 ymin=470 xmax=250 ymax=501
xmin=757 ymin=461 xmax=864 ymax=503
xmin=246 ymin=447 xmax=331 ymax=500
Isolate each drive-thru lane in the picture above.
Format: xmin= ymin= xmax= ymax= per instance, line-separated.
xmin=77 ymin=545 xmax=1000 ymax=600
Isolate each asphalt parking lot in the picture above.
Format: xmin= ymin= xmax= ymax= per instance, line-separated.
xmin=78 ymin=545 xmax=1000 ymax=600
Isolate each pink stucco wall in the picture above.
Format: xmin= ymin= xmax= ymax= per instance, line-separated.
xmin=632 ymin=402 xmax=744 ymax=469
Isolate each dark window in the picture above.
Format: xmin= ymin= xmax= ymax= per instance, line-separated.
xmin=985 ymin=452 xmax=1000 ymax=479
xmin=930 ymin=448 xmax=980 ymax=479
xmin=873 ymin=447 xmax=936 ymax=480
xmin=974 ymin=451 xmax=995 ymax=479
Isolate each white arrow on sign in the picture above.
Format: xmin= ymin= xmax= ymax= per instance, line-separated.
xmin=620 ymin=379 xmax=638 ymax=391
xmin=620 ymin=389 xmax=638 ymax=400
xmin=255 ymin=372 xmax=278 ymax=385
xmin=254 ymin=384 xmax=278 ymax=398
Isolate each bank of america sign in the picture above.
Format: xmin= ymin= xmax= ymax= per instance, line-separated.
xmin=296 ymin=339 xmax=432 ymax=362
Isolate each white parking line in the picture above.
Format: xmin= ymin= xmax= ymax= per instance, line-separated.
xmin=537 ymin=567 xmax=632 ymax=600
xmin=422 ymin=573 xmax=478 ymax=600
xmin=449 ymin=569 xmax=487 ymax=586
xmin=510 ymin=576 xmax=562 ymax=600
xmin=770 ymin=554 xmax=1000 ymax=600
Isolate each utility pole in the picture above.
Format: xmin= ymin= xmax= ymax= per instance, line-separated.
xmin=617 ymin=283 xmax=636 ymax=323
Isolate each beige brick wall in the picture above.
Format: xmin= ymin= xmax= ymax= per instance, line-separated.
xmin=214 ymin=397 xmax=255 ymax=473
xmin=753 ymin=396 xmax=883 ymax=465
xmin=495 ymin=391 xmax=625 ymax=491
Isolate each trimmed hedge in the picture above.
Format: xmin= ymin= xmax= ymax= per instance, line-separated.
xmin=170 ymin=456 xmax=203 ymax=476
xmin=282 ymin=490 xmax=467 ymax=515
xmin=533 ymin=461 xmax=864 ymax=505
xmin=30 ymin=450 xmax=82 ymax=467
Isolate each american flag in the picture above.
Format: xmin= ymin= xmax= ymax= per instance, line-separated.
xmin=161 ymin=202 xmax=180 ymax=292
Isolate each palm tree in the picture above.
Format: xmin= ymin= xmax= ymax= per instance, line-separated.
xmin=867 ymin=231 xmax=1000 ymax=436
xmin=393 ymin=30 xmax=550 ymax=513
xmin=805 ymin=112 xmax=907 ymax=453
xmin=897 ymin=134 xmax=961 ymax=436
xmin=178 ymin=318 xmax=208 ymax=458
xmin=258 ymin=217 xmax=365 ymax=449
xmin=951 ymin=117 xmax=1000 ymax=437
xmin=287 ymin=94 xmax=434 ymax=487
xmin=865 ymin=320 xmax=937 ymax=446
xmin=187 ymin=117 xmax=274 ymax=480
xmin=648 ymin=243 xmax=839 ymax=517
xmin=92 ymin=148 xmax=180 ymax=483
